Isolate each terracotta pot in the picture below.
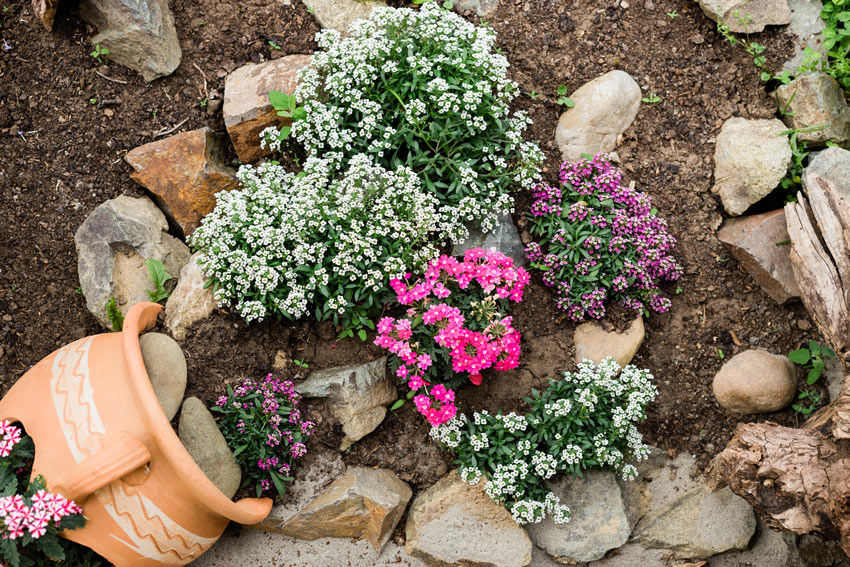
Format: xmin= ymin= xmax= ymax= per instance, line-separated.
xmin=0 ymin=302 xmax=271 ymax=566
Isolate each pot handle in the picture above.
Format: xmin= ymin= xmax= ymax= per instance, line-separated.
xmin=52 ymin=432 xmax=151 ymax=503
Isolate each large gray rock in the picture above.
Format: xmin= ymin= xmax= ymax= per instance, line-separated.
xmin=717 ymin=209 xmax=801 ymax=304
xmin=454 ymin=0 xmax=499 ymax=17
xmin=405 ymin=470 xmax=532 ymax=567
xmin=74 ymin=195 xmax=191 ymax=330
xmin=711 ymin=518 xmax=796 ymax=567
xmin=783 ymin=0 xmax=826 ymax=72
xmin=554 ymin=70 xmax=642 ymax=163
xmin=79 ymin=0 xmax=182 ymax=82
xmin=452 ymin=213 xmax=527 ymax=266
xmin=139 ymin=332 xmax=187 ymax=421
xmin=302 ymin=0 xmax=386 ymax=33
xmin=527 ymin=470 xmax=647 ymax=564
xmin=776 ymin=72 xmax=850 ymax=147
xmin=297 ymin=359 xmax=396 ymax=450
xmin=260 ymin=467 xmax=412 ymax=552
xmin=633 ymin=484 xmax=756 ymax=559
xmin=805 ymin=146 xmax=850 ymax=200
xmin=574 ymin=316 xmax=644 ymax=368
xmin=697 ymin=0 xmax=791 ymax=32
xmin=178 ymin=397 xmax=242 ymax=499
xmin=713 ymin=117 xmax=792 ymax=216
xmin=712 ymin=349 xmax=798 ymax=414
xmin=165 ymin=253 xmax=217 ymax=341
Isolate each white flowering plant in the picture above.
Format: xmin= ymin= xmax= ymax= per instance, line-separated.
xmin=190 ymin=154 xmax=441 ymax=335
xmin=262 ymin=2 xmax=543 ymax=243
xmin=431 ymin=358 xmax=657 ymax=525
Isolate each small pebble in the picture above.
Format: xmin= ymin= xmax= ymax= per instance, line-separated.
xmin=797 ymin=319 xmax=812 ymax=331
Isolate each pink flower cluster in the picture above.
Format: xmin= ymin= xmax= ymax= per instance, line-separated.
xmin=0 ymin=490 xmax=81 ymax=540
xmin=375 ymin=249 xmax=528 ymax=426
xmin=0 ymin=421 xmax=21 ymax=458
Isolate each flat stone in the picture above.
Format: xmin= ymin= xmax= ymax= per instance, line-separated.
xmin=296 ymin=359 xmax=396 ymax=450
xmin=224 ymin=54 xmax=312 ymax=163
xmin=776 ymin=72 xmax=850 ymax=147
xmin=825 ymin=355 xmax=845 ymax=402
xmin=717 ymin=209 xmax=801 ymax=304
xmin=633 ymin=484 xmax=756 ymax=559
xmin=527 ymin=470 xmax=647 ymax=564
xmin=139 ymin=332 xmax=187 ymax=421
xmin=713 ymin=117 xmax=792 ymax=216
xmin=32 ymin=0 xmax=58 ymax=31
xmin=74 ymin=195 xmax=191 ymax=330
xmin=587 ymin=543 xmax=669 ymax=567
xmin=453 ymin=0 xmax=499 ymax=16
xmin=555 ymin=70 xmax=641 ymax=163
xmin=783 ymin=0 xmax=826 ymax=72
xmin=178 ymin=397 xmax=241 ymax=499
xmin=303 ymin=0 xmax=386 ymax=33
xmin=164 ymin=252 xmax=218 ymax=341
xmin=574 ymin=316 xmax=644 ymax=368
xmin=125 ymin=128 xmax=238 ymax=236
xmin=79 ymin=0 xmax=181 ymax=82
xmin=711 ymin=518 xmax=795 ymax=567
xmin=697 ymin=0 xmax=791 ymax=32
xmin=262 ymin=467 xmax=411 ymax=552
xmin=804 ymin=146 xmax=850 ymax=200
xmin=405 ymin=470 xmax=532 ymax=567
xmin=712 ymin=349 xmax=798 ymax=414
xmin=452 ymin=213 xmax=527 ymax=266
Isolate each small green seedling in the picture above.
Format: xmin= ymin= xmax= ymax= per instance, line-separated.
xmin=268 ymin=90 xmax=306 ymax=141
xmin=789 ymin=340 xmax=836 ymax=386
xmin=556 ymin=85 xmax=575 ymax=107
xmin=642 ymin=92 xmax=661 ymax=104
xmin=675 ymin=286 xmax=683 ymax=295
xmin=145 ymin=259 xmax=174 ymax=303
xmin=89 ymin=98 xmax=97 ymax=105
xmin=105 ymin=298 xmax=124 ymax=331
xmin=666 ymin=9 xmax=678 ymax=19
xmin=792 ymin=389 xmax=821 ymax=415
xmin=305 ymin=6 xmax=316 ymax=13
xmin=715 ymin=348 xmax=725 ymax=360
xmin=199 ymin=97 xmax=208 ymax=108
xmin=268 ymin=40 xmax=282 ymax=50
xmin=526 ymin=90 xmax=541 ymax=100
xmin=293 ymin=359 xmax=309 ymax=369
xmin=74 ymin=286 xmax=83 ymax=295
xmin=90 ymin=44 xmax=110 ymax=63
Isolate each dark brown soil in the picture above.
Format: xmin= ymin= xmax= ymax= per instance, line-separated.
xmin=0 ymin=0 xmax=822 ymax=497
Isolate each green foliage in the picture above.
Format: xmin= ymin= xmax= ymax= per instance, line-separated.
xmin=819 ymin=0 xmax=850 ymax=90
xmin=145 ymin=259 xmax=173 ymax=303
xmin=105 ymin=298 xmax=124 ymax=331
xmin=641 ymin=92 xmax=661 ymax=104
xmin=89 ymin=44 xmax=110 ymax=63
xmin=790 ymin=340 xmax=836 ymax=416
xmin=268 ymin=40 xmax=281 ymax=50
xmin=666 ymin=9 xmax=678 ymax=19
xmin=792 ymin=389 xmax=822 ymax=415
xmin=267 ymin=90 xmax=306 ymax=142
xmin=412 ymin=0 xmax=455 ymax=8
xmin=556 ymin=85 xmax=575 ymax=108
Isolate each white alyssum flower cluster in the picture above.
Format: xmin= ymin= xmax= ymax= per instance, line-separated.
xmin=191 ymin=154 xmax=440 ymax=326
xmin=430 ymin=358 xmax=657 ymax=525
xmin=264 ymin=2 xmax=542 ymax=244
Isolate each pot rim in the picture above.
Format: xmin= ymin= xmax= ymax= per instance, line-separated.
xmin=122 ymin=302 xmax=272 ymax=525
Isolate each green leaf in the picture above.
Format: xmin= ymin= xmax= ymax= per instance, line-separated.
xmin=105 ymin=297 xmax=124 ymax=331
xmin=145 ymin=258 xmax=173 ymax=303
xmin=788 ymin=349 xmax=811 ymax=365
xmin=35 ymin=533 xmax=65 ymax=561
xmin=358 ymin=329 xmax=367 ymax=341
xmin=807 ymin=368 xmax=821 ymax=385
xmin=268 ymin=90 xmax=293 ymax=111
xmin=390 ymin=399 xmax=405 ymax=411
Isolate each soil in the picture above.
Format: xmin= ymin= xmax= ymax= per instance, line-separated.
xmin=0 ymin=0 xmax=823 ymax=500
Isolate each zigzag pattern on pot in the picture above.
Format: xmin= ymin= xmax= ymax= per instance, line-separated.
xmin=98 ymin=483 xmax=217 ymax=563
xmin=50 ymin=336 xmax=106 ymax=463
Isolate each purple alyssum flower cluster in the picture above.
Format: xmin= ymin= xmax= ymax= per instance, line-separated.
xmin=526 ymin=154 xmax=682 ymax=322
xmin=212 ymin=374 xmax=314 ymax=499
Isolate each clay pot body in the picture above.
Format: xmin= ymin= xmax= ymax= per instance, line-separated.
xmin=0 ymin=302 xmax=271 ymax=566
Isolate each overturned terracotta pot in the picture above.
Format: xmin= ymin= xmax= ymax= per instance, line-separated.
xmin=0 ymin=302 xmax=271 ymax=566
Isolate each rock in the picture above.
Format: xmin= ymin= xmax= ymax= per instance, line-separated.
xmin=79 ymin=0 xmax=181 ymax=82
xmin=825 ymin=355 xmax=845 ymax=402
xmin=273 ymin=349 xmax=291 ymax=371
xmin=574 ymin=316 xmax=644 ymax=368
xmin=125 ymin=128 xmax=239 ymax=236
xmin=633 ymin=484 xmax=756 ymax=559
xmin=224 ymin=54 xmax=312 ymax=163
xmin=74 ymin=195 xmax=191 ymax=330
xmin=804 ymin=146 xmax=850 ymax=199
xmin=717 ymin=209 xmax=801 ymax=304
xmin=139 ymin=332 xmax=187 ymax=421
xmin=711 ymin=518 xmax=795 ymax=567
xmin=164 ymin=253 xmax=217 ymax=341
xmin=697 ymin=0 xmax=791 ymax=32
xmin=32 ymin=0 xmax=58 ymax=31
xmin=712 ymin=350 xmax=798 ymax=414
xmin=296 ymin=359 xmax=395 ymax=450
xmin=405 ymin=470 xmax=532 ymax=567
xmin=302 ymin=0 xmax=386 ymax=33
xmin=555 ymin=70 xmax=642 ymax=163
xmin=712 ymin=117 xmax=792 ymax=216
xmin=452 ymin=213 xmax=527 ymax=266
xmin=776 ymin=72 xmax=850 ymax=147
xmin=527 ymin=470 xmax=646 ymax=563
xmin=453 ymin=0 xmax=499 ymax=16
xmin=783 ymin=0 xmax=826 ymax=72
xmin=178 ymin=397 xmax=242 ymax=499
xmin=586 ymin=543 xmax=668 ymax=567
xmin=262 ymin=467 xmax=412 ymax=552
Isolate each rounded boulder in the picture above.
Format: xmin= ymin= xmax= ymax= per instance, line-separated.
xmin=712 ymin=350 xmax=797 ymax=414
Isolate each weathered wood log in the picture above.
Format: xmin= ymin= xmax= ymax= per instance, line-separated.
xmin=711 ymin=153 xmax=850 ymax=552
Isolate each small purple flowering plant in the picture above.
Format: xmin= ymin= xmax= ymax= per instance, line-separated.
xmin=212 ymin=374 xmax=314 ymax=499
xmin=525 ymin=154 xmax=683 ymax=321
